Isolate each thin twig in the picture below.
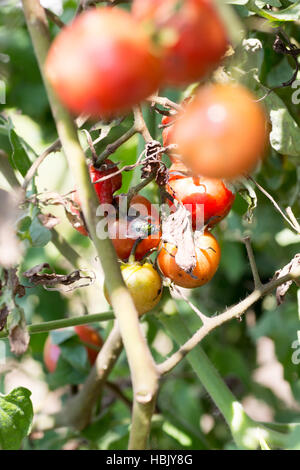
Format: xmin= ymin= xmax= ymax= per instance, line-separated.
xmin=22 ymin=139 xmax=61 ymax=189
xmin=106 ymin=381 xmax=132 ymax=410
xmin=133 ymin=105 xmax=153 ymax=143
xmin=171 ymin=285 xmax=209 ymax=325
xmin=127 ymin=174 xmax=155 ymax=205
xmin=45 ymin=8 xmax=65 ymax=28
xmin=147 ymin=95 xmax=183 ymax=112
xmin=158 ymin=264 xmax=300 ymax=375
xmin=22 ymin=115 xmax=89 ymax=190
xmin=243 ymin=236 xmax=262 ymax=290
xmin=248 ymin=176 xmax=300 ymax=234
xmin=96 ymin=125 xmax=137 ymax=166
xmin=286 ymin=207 xmax=300 ymax=234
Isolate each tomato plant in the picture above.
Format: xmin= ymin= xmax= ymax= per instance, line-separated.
xmin=2 ymin=0 xmax=300 ymax=453
xmin=105 ymin=261 xmax=162 ymax=315
xmin=108 ymin=194 xmax=161 ymax=261
xmin=167 ymin=161 xmax=235 ymax=229
xmin=157 ymin=230 xmax=221 ymax=288
xmin=43 ymin=325 xmax=103 ymax=373
xmin=132 ymin=0 xmax=228 ymax=86
xmin=45 ymin=7 xmax=163 ymax=118
xmin=173 ymin=84 xmax=268 ymax=179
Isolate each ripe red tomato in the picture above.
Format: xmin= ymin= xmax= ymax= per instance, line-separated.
xmin=157 ymin=230 xmax=220 ymax=288
xmin=132 ymin=0 xmax=228 ymax=86
xmin=89 ymin=160 xmax=122 ymax=205
xmin=167 ymin=161 xmax=235 ymax=229
xmin=173 ymin=84 xmax=268 ymax=179
xmin=105 ymin=261 xmax=162 ymax=315
xmin=108 ymin=195 xmax=161 ymax=261
xmin=43 ymin=325 xmax=103 ymax=373
xmin=45 ymin=7 xmax=162 ymax=118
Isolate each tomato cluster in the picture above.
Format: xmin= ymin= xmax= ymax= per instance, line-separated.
xmin=49 ymin=3 xmax=270 ymax=310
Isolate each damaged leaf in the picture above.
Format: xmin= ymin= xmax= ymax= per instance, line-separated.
xmin=0 ymin=305 xmax=9 ymax=332
xmin=8 ymin=306 xmax=30 ymax=355
xmin=38 ymin=213 xmax=60 ymax=230
xmin=23 ymin=264 xmax=95 ymax=291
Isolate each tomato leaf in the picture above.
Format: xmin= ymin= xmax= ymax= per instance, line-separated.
xmin=0 ymin=387 xmax=33 ymax=450
xmin=29 ymin=215 xmax=52 ymax=247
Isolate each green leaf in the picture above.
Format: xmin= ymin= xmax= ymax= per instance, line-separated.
xmin=50 ymin=329 xmax=76 ymax=345
xmin=8 ymin=129 xmax=32 ymax=177
xmin=263 ymin=92 xmax=300 ymax=158
xmin=47 ymin=355 xmax=90 ymax=389
xmin=0 ymin=387 xmax=33 ymax=450
xmin=60 ymin=341 xmax=89 ymax=372
xmin=286 ymin=425 xmax=300 ymax=450
xmin=29 ymin=216 xmax=52 ymax=247
xmin=248 ymin=0 xmax=300 ymax=21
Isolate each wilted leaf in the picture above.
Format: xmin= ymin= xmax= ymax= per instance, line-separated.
xmin=23 ymin=264 xmax=95 ymax=291
xmin=38 ymin=213 xmax=60 ymax=230
xmin=8 ymin=306 xmax=30 ymax=355
xmin=161 ymin=204 xmax=196 ymax=274
xmin=29 ymin=215 xmax=52 ymax=247
xmin=0 ymin=305 xmax=9 ymax=332
xmin=0 ymin=387 xmax=33 ymax=450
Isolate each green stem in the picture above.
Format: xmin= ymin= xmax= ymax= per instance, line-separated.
xmin=158 ymin=310 xmax=290 ymax=450
xmin=0 ymin=312 xmax=114 ymax=339
xmin=22 ymin=0 xmax=158 ymax=445
xmin=128 ymin=395 xmax=157 ymax=450
xmin=51 ymin=228 xmax=81 ymax=268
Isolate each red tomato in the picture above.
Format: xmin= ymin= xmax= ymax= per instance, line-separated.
xmin=108 ymin=195 xmax=161 ymax=261
xmin=167 ymin=161 xmax=235 ymax=229
xmin=157 ymin=230 xmax=220 ymax=288
xmin=43 ymin=325 xmax=103 ymax=373
xmin=132 ymin=0 xmax=228 ymax=86
xmin=89 ymin=160 xmax=122 ymax=205
xmin=173 ymin=84 xmax=268 ymax=179
xmin=45 ymin=7 xmax=163 ymax=118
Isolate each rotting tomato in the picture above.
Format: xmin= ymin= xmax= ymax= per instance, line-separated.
xmin=157 ymin=230 xmax=220 ymax=288
xmin=132 ymin=0 xmax=228 ymax=87
xmin=89 ymin=160 xmax=122 ymax=205
xmin=45 ymin=7 xmax=163 ymax=118
xmin=108 ymin=194 xmax=161 ymax=261
xmin=43 ymin=325 xmax=103 ymax=373
xmin=104 ymin=262 xmax=162 ymax=315
xmin=173 ymin=83 xmax=268 ymax=179
xmin=167 ymin=161 xmax=235 ymax=229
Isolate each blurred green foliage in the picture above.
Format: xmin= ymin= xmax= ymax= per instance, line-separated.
xmin=0 ymin=0 xmax=299 ymax=451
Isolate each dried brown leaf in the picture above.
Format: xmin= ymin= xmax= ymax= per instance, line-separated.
xmin=161 ymin=203 xmax=196 ymax=274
